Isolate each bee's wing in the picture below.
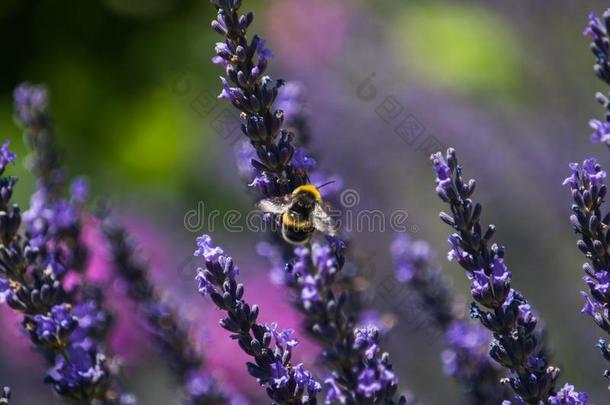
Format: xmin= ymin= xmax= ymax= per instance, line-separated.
xmin=312 ymin=204 xmax=337 ymax=236
xmin=257 ymin=196 xmax=292 ymax=214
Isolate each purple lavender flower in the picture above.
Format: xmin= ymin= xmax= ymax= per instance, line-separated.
xmin=13 ymin=83 xmax=64 ymax=194
xmin=247 ymin=172 xmax=271 ymax=188
xmin=583 ymin=10 xmax=610 ymax=148
xmin=442 ymin=321 xmax=488 ymax=375
xmin=563 ymin=157 xmax=610 ymax=379
xmin=194 ymin=234 xmax=225 ymax=262
xmin=470 ymin=258 xmax=511 ymax=309
xmin=432 ymin=148 xmax=587 ymax=403
xmin=354 ymin=327 xmax=380 ymax=360
xmin=549 ymin=384 xmax=589 ymax=404
xmin=29 ymin=303 xmax=78 ymax=350
xmin=12 ymin=85 xmax=127 ymax=400
xmin=324 ymin=375 xmax=347 ymax=404
xmin=590 ymin=119 xmax=610 ymax=145
xmin=0 ymin=142 xmax=121 ymax=402
xmin=584 ymin=10 xmax=610 ymax=85
xmin=563 ymin=159 xmax=606 ymax=188
xmin=300 ymin=275 xmax=321 ymax=306
xmin=291 ymin=148 xmax=317 ymax=172
xmin=13 ymin=83 xmax=49 ymax=128
xmin=392 ymin=234 xmax=507 ymax=404
xmin=70 ymin=177 xmax=89 ymax=204
xmin=278 ymin=241 xmax=406 ymax=403
xmin=0 ymin=141 xmax=15 ymax=176
xmin=356 ymin=359 xmax=397 ymax=399
xmin=45 ymin=343 xmax=108 ymax=398
xmin=70 ymin=299 xmax=112 ymax=350
xmin=265 ymin=322 xmax=299 ymax=348
xmin=184 ymin=370 xmax=214 ymax=399
xmin=356 ymin=368 xmax=382 ymax=398
xmin=294 ymin=364 xmax=322 ymax=397
xmin=210 ymin=0 xmax=307 ymax=199
xmin=194 ymin=234 xmax=320 ymax=403
xmin=14 ymin=83 xmax=89 ymax=281
xmin=0 ymin=278 xmax=11 ymax=304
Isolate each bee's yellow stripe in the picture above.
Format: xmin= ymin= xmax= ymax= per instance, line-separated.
xmin=293 ymin=184 xmax=321 ymax=201
xmin=282 ymin=212 xmax=313 ymax=229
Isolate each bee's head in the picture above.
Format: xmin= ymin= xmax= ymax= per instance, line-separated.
xmin=292 ymin=184 xmax=321 ymax=209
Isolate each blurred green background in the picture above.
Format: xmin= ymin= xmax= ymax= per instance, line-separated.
xmin=1 ymin=0 xmax=609 ymax=403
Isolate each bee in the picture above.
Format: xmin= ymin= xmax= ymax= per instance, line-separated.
xmin=257 ymin=184 xmax=337 ymax=245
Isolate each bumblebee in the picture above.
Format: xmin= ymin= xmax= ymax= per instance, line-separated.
xmin=257 ymin=184 xmax=337 ymax=245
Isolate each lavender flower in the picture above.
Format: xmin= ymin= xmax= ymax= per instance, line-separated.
xmin=548 ymin=384 xmax=589 ymax=405
xmin=585 ymin=11 xmax=610 ymax=85
xmin=431 ymin=148 xmax=587 ymax=403
xmin=12 ymin=84 xmax=130 ymax=401
xmin=45 ymin=343 xmax=108 ymax=398
xmin=563 ymin=157 xmax=610 ymax=380
xmin=102 ymin=216 xmax=229 ymax=404
xmin=0 ymin=142 xmax=124 ymax=402
xmin=13 ymin=83 xmax=63 ymax=195
xmin=14 ymin=83 xmax=88 ymax=276
xmin=210 ymin=0 xmax=307 ymax=199
xmin=27 ymin=303 xmax=78 ymax=350
xmin=14 ymin=82 xmax=110 ymax=346
xmin=391 ymin=234 xmax=507 ymax=404
xmin=583 ymin=10 xmax=610 ymax=147
xmin=0 ymin=142 xmax=16 ymax=173
xmin=589 ymin=118 xmax=610 ymax=146
xmin=194 ymin=234 xmax=320 ymax=404
xmin=351 ymin=326 xmax=401 ymax=401
xmin=279 ymin=241 xmax=405 ymax=404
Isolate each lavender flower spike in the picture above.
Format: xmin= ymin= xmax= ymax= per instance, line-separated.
xmin=13 ymin=84 xmax=112 ymax=363
xmin=584 ymin=10 xmax=610 ymax=85
xmin=0 ymin=142 xmax=125 ymax=402
xmin=563 ymin=158 xmax=610 ymax=380
xmin=14 ymin=84 xmax=128 ymax=401
xmin=102 ymin=216 xmax=229 ymax=404
xmin=391 ymin=234 xmax=508 ymax=404
xmin=431 ymin=148 xmax=588 ymax=404
xmin=583 ymin=10 xmax=610 ymax=147
xmin=13 ymin=83 xmax=63 ymax=196
xmin=280 ymin=241 xmax=408 ymax=404
xmin=194 ymin=234 xmax=321 ymax=404
xmin=210 ymin=0 xmax=307 ymax=199
xmin=14 ymin=83 xmax=88 ymax=272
